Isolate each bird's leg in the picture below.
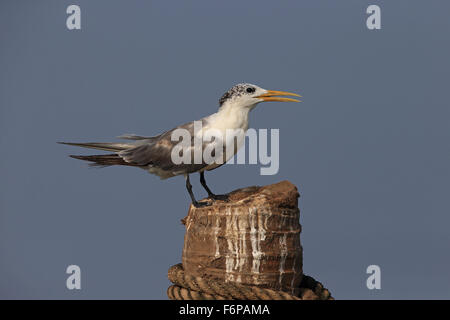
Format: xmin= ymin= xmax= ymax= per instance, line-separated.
xmin=185 ymin=174 xmax=210 ymax=208
xmin=199 ymin=171 xmax=229 ymax=201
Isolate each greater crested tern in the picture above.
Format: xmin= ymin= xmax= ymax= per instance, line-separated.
xmin=60 ymin=83 xmax=301 ymax=207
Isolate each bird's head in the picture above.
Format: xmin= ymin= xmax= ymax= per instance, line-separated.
xmin=219 ymin=83 xmax=301 ymax=110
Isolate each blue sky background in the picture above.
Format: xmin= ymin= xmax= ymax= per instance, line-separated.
xmin=0 ymin=0 xmax=449 ymax=299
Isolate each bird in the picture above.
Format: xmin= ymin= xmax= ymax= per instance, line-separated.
xmin=59 ymin=83 xmax=301 ymax=207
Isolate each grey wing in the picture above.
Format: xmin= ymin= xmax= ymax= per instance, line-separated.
xmin=118 ymin=120 xmax=211 ymax=175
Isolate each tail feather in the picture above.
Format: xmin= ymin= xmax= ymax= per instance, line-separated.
xmin=69 ymin=154 xmax=140 ymax=167
xmin=117 ymin=134 xmax=159 ymax=141
xmin=58 ymin=141 xmax=132 ymax=152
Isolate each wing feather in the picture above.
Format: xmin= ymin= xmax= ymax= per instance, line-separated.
xmin=118 ymin=120 xmax=220 ymax=175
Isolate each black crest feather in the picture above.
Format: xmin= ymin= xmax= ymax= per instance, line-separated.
xmin=219 ymin=83 xmax=252 ymax=106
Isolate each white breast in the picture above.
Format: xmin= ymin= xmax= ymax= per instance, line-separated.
xmin=202 ymin=105 xmax=251 ymax=166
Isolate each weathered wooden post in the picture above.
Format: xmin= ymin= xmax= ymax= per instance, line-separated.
xmin=168 ymin=181 xmax=332 ymax=300
xmin=182 ymin=180 xmax=303 ymax=295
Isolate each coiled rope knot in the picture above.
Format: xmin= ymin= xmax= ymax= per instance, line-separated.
xmin=167 ymin=264 xmax=333 ymax=300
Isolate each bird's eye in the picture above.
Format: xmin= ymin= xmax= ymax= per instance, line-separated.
xmin=246 ymin=87 xmax=255 ymax=93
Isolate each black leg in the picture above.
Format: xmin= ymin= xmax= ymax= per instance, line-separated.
xmin=199 ymin=171 xmax=214 ymax=196
xmin=185 ymin=174 xmax=209 ymax=208
xmin=199 ymin=172 xmax=229 ymax=201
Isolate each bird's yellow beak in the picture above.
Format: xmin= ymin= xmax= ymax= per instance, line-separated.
xmin=256 ymin=90 xmax=302 ymax=103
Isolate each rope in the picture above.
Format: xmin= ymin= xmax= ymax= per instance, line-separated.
xmin=167 ymin=264 xmax=333 ymax=300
